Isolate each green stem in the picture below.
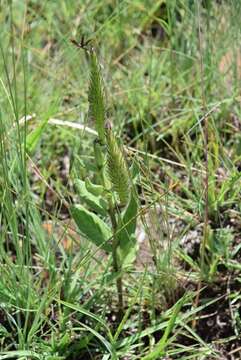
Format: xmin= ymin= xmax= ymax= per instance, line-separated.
xmin=94 ymin=140 xmax=124 ymax=317
xmin=108 ymin=201 xmax=124 ymax=318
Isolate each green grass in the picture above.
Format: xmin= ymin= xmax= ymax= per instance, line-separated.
xmin=0 ymin=0 xmax=241 ymax=359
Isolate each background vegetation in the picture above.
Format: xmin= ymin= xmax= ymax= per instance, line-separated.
xmin=0 ymin=0 xmax=240 ymax=359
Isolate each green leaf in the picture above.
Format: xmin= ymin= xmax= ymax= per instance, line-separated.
xmin=59 ymin=300 xmax=113 ymax=340
xmin=130 ymin=157 xmax=140 ymax=182
xmin=85 ymin=177 xmax=104 ymax=196
xmin=117 ymin=192 xmax=138 ymax=267
xmin=75 ymin=179 xmax=108 ymax=216
xmin=0 ymin=351 xmax=41 ymax=359
xmin=141 ymin=295 xmax=186 ymax=360
xmin=26 ymin=116 xmax=49 ymax=153
xmin=59 ymin=300 xmax=116 ymax=358
xmin=71 ymin=204 xmax=112 ymax=252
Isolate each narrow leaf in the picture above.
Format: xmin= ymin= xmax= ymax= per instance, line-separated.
xmin=0 ymin=351 xmax=41 ymax=360
xmin=26 ymin=117 xmax=49 ymax=153
xmin=142 ymin=295 xmax=186 ymax=360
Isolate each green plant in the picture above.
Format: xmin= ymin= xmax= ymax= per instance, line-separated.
xmin=0 ymin=1 xmax=240 ymax=358
xmin=71 ymin=47 xmax=138 ymax=318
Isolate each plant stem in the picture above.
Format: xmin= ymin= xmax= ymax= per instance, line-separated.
xmin=94 ymin=142 xmax=124 ymax=317
xmin=108 ymin=201 xmax=124 ymax=319
xmin=192 ymin=0 xmax=210 ymax=329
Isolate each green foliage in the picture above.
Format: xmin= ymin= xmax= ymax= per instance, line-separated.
xmin=142 ymin=295 xmax=186 ymax=360
xmin=26 ymin=102 xmax=58 ymax=154
xmin=26 ymin=118 xmax=48 ymax=154
xmin=117 ymin=192 xmax=138 ymax=267
xmin=207 ymin=227 xmax=233 ymax=279
xmin=93 ymin=139 xmax=105 ymax=170
xmin=0 ymin=1 xmax=240 ymax=358
xmin=72 ymin=48 xmax=137 ymax=316
xmin=0 ymin=351 xmax=42 ymax=359
xmin=74 ymin=179 xmax=108 ymax=216
xmin=85 ymin=177 xmax=104 ymax=196
xmin=70 ymin=204 xmax=112 ymax=252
